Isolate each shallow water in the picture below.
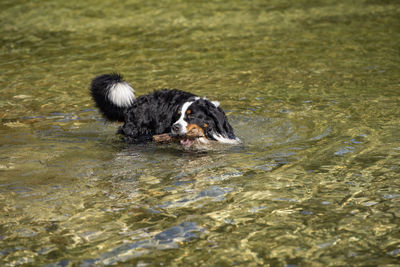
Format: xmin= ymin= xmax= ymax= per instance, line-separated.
xmin=1 ymin=0 xmax=400 ymax=265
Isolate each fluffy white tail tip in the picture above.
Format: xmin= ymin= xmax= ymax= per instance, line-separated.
xmin=108 ymin=82 xmax=135 ymax=108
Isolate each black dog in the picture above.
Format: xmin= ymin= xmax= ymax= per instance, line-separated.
xmin=90 ymin=73 xmax=239 ymax=147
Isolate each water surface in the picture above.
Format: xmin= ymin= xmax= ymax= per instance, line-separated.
xmin=1 ymin=0 xmax=400 ymax=265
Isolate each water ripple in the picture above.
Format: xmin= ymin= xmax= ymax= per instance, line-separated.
xmin=81 ymin=222 xmax=204 ymax=265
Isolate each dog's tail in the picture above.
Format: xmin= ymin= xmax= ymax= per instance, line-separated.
xmin=90 ymin=73 xmax=135 ymax=122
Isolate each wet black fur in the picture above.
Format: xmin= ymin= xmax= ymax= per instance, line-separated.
xmin=119 ymin=89 xmax=197 ymax=143
xmin=90 ymin=73 xmax=236 ymax=143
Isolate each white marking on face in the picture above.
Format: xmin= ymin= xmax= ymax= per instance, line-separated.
xmin=172 ymin=101 xmax=193 ymax=135
xmin=108 ymin=82 xmax=135 ymax=107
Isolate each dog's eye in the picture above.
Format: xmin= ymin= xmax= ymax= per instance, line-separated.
xmin=187 ymin=114 xmax=194 ymax=119
xmin=177 ymin=111 xmax=181 ymax=115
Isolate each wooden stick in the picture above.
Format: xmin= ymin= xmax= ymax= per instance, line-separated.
xmin=153 ymin=125 xmax=205 ymax=144
xmin=152 ymin=133 xmax=178 ymax=144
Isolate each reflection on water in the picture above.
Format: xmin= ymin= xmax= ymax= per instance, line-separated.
xmin=1 ymin=0 xmax=400 ymax=266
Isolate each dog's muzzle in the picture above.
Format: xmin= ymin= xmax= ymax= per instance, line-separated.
xmin=171 ymin=122 xmax=186 ymax=135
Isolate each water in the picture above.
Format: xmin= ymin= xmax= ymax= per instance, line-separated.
xmin=1 ymin=0 xmax=399 ymax=265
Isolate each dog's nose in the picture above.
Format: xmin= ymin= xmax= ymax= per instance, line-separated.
xmin=172 ymin=123 xmax=181 ymax=133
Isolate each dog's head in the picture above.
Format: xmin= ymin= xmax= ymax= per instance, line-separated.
xmin=171 ymin=98 xmax=239 ymax=147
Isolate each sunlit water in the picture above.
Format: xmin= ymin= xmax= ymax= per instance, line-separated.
xmin=1 ymin=0 xmax=399 ymax=266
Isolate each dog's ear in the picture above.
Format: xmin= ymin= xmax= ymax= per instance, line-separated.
xmin=207 ymin=102 xmax=235 ymax=139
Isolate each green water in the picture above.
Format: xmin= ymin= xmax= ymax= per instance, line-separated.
xmin=1 ymin=0 xmax=400 ymax=265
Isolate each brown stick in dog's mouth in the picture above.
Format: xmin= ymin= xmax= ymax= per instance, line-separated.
xmin=153 ymin=124 xmax=206 ymax=145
